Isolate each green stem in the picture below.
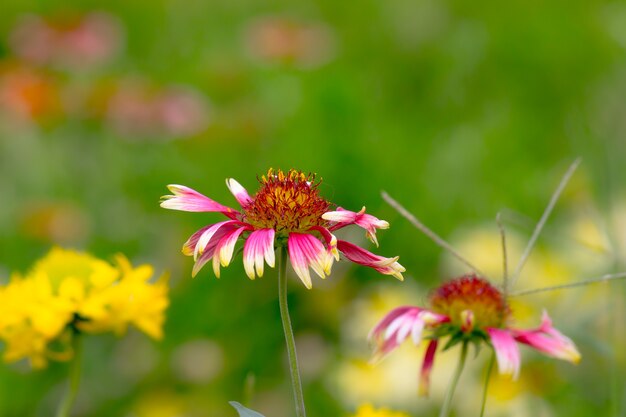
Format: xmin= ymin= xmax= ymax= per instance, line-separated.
xmin=55 ymin=335 xmax=83 ymax=417
xmin=439 ymin=342 xmax=468 ymax=417
xmin=479 ymin=352 xmax=495 ymax=417
xmin=277 ymin=246 xmax=307 ymax=417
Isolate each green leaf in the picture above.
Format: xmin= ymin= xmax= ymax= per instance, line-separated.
xmin=442 ymin=332 xmax=464 ymax=351
xmin=229 ymin=401 xmax=266 ymax=417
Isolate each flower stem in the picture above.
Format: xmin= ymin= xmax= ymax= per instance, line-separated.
xmin=382 ymin=191 xmax=488 ymax=279
xmin=510 ymin=272 xmax=626 ymax=296
xmin=479 ymin=352 xmax=495 ymax=417
xmin=439 ymin=342 xmax=468 ymax=417
xmin=277 ymin=246 xmax=307 ymax=417
xmin=55 ymin=335 xmax=83 ymax=417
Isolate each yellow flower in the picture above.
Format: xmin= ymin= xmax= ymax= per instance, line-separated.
xmin=0 ymin=247 xmax=168 ymax=368
xmin=350 ymin=404 xmax=411 ymax=417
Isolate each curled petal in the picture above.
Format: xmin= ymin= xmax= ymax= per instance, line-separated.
xmin=323 ymin=207 xmax=389 ymax=246
xmin=309 ymin=226 xmax=339 ymax=261
xmin=322 ymin=207 xmax=361 ymax=223
xmin=160 ymin=184 xmax=238 ymax=218
xmin=369 ymin=306 xmax=448 ymax=361
xmin=210 ymin=227 xmax=247 ymax=278
xmin=226 ymin=178 xmax=253 ymax=207
xmin=487 ymin=327 xmax=521 ymax=379
xmin=192 ymin=245 xmax=218 ymax=278
xmin=182 ymin=224 xmax=212 ymax=256
xmin=217 ymin=227 xmax=248 ymax=267
xmin=194 ymin=220 xmax=241 ymax=260
xmin=243 ymin=229 xmax=276 ymax=279
xmin=191 ymin=223 xmax=244 ymax=277
xmin=419 ymin=340 xmax=438 ymax=397
xmin=287 ymin=233 xmax=333 ymax=289
xmin=369 ymin=306 xmax=416 ymax=342
xmin=337 ymin=240 xmax=405 ymax=280
xmin=512 ymin=310 xmax=581 ymax=364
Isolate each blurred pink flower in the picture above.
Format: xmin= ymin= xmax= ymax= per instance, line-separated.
xmin=106 ymin=81 xmax=211 ymax=139
xmin=9 ymin=12 xmax=122 ymax=69
xmin=245 ymin=17 xmax=336 ymax=68
xmin=370 ymin=275 xmax=580 ymax=396
xmin=161 ymin=168 xmax=404 ymax=288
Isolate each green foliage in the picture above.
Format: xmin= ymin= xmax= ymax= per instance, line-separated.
xmin=0 ymin=0 xmax=624 ymax=416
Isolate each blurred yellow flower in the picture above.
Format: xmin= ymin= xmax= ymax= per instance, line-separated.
xmin=0 ymin=247 xmax=168 ymax=368
xmin=350 ymin=404 xmax=411 ymax=417
xmin=132 ymin=390 xmax=187 ymax=417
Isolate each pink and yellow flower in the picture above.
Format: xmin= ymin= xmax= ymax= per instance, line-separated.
xmin=370 ymin=274 xmax=580 ymax=395
xmin=161 ymin=168 xmax=404 ymax=288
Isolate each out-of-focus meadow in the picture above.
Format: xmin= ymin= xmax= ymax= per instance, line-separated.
xmin=1 ymin=0 xmax=625 ymax=416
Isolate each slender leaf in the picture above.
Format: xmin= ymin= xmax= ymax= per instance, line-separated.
xmin=229 ymin=401 xmax=266 ymax=417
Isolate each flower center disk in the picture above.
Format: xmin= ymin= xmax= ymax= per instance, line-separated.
xmin=242 ymin=168 xmax=331 ymax=235
xmin=429 ymin=274 xmax=509 ymax=329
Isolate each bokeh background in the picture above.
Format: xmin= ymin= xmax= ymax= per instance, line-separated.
xmin=1 ymin=0 xmax=626 ymax=416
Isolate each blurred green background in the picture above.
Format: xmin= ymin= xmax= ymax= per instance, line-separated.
xmin=0 ymin=0 xmax=625 ymax=416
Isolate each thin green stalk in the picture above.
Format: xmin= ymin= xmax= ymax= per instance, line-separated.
xmin=55 ymin=335 xmax=83 ymax=417
xmin=510 ymin=272 xmax=626 ymax=296
xmin=382 ymin=191 xmax=488 ymax=279
xmin=439 ymin=342 xmax=468 ymax=417
xmin=496 ymin=212 xmax=508 ymax=296
xmin=479 ymin=352 xmax=495 ymax=417
xmin=510 ymin=158 xmax=580 ymax=286
xmin=277 ymin=246 xmax=307 ymax=417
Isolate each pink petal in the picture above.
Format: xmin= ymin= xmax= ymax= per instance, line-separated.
xmin=322 ymin=207 xmax=360 ymax=223
xmin=324 ymin=207 xmax=389 ymax=246
xmin=191 ymin=223 xmax=244 ymax=277
xmin=512 ymin=310 xmax=581 ymax=364
xmin=411 ymin=315 xmax=427 ymax=345
xmin=210 ymin=227 xmax=248 ymax=278
xmin=226 ymin=178 xmax=253 ymax=207
xmin=192 ymin=243 xmax=219 ymax=278
xmin=369 ymin=306 xmax=416 ymax=342
xmin=182 ymin=224 xmax=212 ymax=256
xmin=194 ymin=220 xmax=240 ymax=260
xmin=337 ymin=240 xmax=405 ymax=280
xmin=309 ymin=226 xmax=339 ymax=261
xmin=419 ymin=340 xmax=438 ymax=397
xmin=369 ymin=307 xmax=447 ymax=362
xmin=217 ymin=227 xmax=248 ymax=267
xmin=243 ymin=229 xmax=276 ymax=279
xmin=160 ymin=184 xmax=238 ymax=218
xmin=487 ymin=328 xmax=521 ymax=379
xmin=287 ymin=233 xmax=333 ymax=289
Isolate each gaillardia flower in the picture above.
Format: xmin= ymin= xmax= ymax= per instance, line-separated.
xmin=370 ymin=274 xmax=580 ymax=395
xmin=160 ymin=168 xmax=404 ymax=288
xmin=0 ymin=247 xmax=168 ymax=368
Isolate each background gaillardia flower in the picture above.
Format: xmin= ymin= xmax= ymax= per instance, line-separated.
xmin=370 ymin=274 xmax=580 ymax=395
xmin=0 ymin=247 xmax=168 ymax=368
xmin=160 ymin=168 xmax=404 ymax=288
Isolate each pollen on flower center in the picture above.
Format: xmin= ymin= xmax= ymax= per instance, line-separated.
xmin=241 ymin=168 xmax=331 ymax=235
xmin=429 ymin=274 xmax=509 ymax=329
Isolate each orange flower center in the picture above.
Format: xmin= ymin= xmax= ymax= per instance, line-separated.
xmin=242 ymin=169 xmax=331 ymax=235
xmin=429 ymin=275 xmax=509 ymax=329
